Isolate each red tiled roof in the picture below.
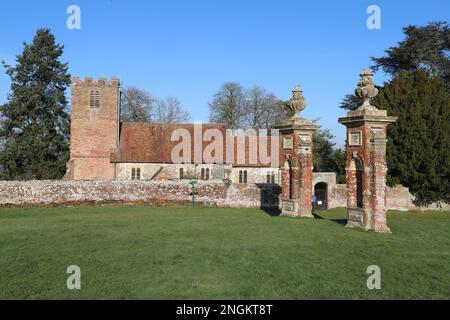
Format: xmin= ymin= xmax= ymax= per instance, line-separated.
xmin=110 ymin=122 xmax=280 ymax=167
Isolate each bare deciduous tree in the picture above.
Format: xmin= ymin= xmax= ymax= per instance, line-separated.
xmin=244 ymin=86 xmax=288 ymax=130
xmin=154 ymin=97 xmax=191 ymax=124
xmin=208 ymin=82 xmax=288 ymax=129
xmin=208 ymin=82 xmax=246 ymax=128
xmin=120 ymin=87 xmax=155 ymax=122
xmin=121 ymin=87 xmax=191 ymax=124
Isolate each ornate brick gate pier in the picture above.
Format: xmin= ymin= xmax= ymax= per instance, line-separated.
xmin=275 ymin=85 xmax=318 ymax=217
xmin=339 ymin=68 xmax=397 ymax=233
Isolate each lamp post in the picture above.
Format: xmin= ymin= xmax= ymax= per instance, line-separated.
xmin=189 ymin=180 xmax=198 ymax=207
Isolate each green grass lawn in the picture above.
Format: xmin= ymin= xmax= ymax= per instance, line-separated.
xmin=0 ymin=205 xmax=449 ymax=299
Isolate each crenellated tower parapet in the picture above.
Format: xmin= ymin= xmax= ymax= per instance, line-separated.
xmin=64 ymin=76 xmax=121 ymax=180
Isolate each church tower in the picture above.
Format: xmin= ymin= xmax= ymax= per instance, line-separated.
xmin=65 ymin=77 xmax=120 ymax=180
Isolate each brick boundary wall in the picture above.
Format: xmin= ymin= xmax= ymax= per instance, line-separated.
xmin=0 ymin=180 xmax=447 ymax=211
xmin=0 ymin=180 xmax=281 ymax=208
xmin=328 ymin=184 xmax=449 ymax=211
xmin=385 ymin=185 xmax=450 ymax=211
xmin=328 ymin=184 xmax=347 ymax=209
xmin=312 ymin=172 xmax=450 ymax=211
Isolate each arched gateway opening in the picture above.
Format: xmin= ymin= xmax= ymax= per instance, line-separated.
xmin=289 ymin=161 xmax=293 ymax=200
xmin=283 ymin=159 xmax=294 ymax=200
xmin=355 ymin=158 xmax=363 ymax=208
xmin=314 ymin=182 xmax=328 ymax=210
xmin=348 ymin=156 xmax=364 ymax=209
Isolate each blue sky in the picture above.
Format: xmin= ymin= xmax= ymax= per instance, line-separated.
xmin=0 ymin=0 xmax=449 ymax=146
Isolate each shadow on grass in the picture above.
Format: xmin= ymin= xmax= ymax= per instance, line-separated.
xmin=256 ymin=183 xmax=282 ymax=217
xmin=261 ymin=207 xmax=348 ymax=225
xmin=261 ymin=207 xmax=281 ymax=217
xmin=312 ymin=211 xmax=347 ymax=226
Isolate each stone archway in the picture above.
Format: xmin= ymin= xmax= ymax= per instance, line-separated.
xmin=314 ymin=182 xmax=328 ymax=210
xmin=281 ymin=158 xmax=294 ymax=200
xmin=346 ymin=154 xmax=366 ymax=222
xmin=347 ymin=156 xmax=364 ymax=209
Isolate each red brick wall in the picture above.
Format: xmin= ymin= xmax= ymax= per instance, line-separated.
xmin=299 ymin=150 xmax=313 ymax=215
xmin=342 ymin=120 xmax=394 ymax=232
xmin=279 ymin=128 xmax=315 ymax=216
xmin=68 ymin=77 xmax=120 ymax=180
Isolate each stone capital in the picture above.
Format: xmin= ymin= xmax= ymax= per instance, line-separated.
xmin=273 ymin=116 xmax=319 ymax=133
xmin=338 ymin=114 xmax=397 ymax=128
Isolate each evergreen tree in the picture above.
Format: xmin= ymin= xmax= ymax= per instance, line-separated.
xmin=372 ymin=21 xmax=450 ymax=90
xmin=340 ymin=21 xmax=450 ymax=110
xmin=0 ymin=28 xmax=70 ymax=180
xmin=330 ymin=148 xmax=346 ymax=184
xmin=338 ymin=22 xmax=450 ymax=202
xmin=312 ymin=124 xmax=346 ymax=183
xmin=377 ymin=70 xmax=450 ymax=203
xmin=313 ymin=127 xmax=336 ymax=172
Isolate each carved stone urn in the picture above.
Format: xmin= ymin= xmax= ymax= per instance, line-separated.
xmin=287 ymin=85 xmax=307 ymax=117
xmin=355 ymin=68 xmax=379 ymax=109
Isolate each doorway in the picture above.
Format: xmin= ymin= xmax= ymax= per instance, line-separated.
xmin=314 ymin=182 xmax=328 ymax=210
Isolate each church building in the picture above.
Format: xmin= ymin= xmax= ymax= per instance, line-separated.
xmin=64 ymin=76 xmax=282 ymax=184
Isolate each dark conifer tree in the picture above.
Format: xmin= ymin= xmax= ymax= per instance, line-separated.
xmin=377 ymin=70 xmax=450 ymax=202
xmin=338 ymin=22 xmax=450 ymax=202
xmin=0 ymin=28 xmax=70 ymax=179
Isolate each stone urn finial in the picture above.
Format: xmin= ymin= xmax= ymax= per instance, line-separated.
xmin=287 ymin=84 xmax=307 ymax=118
xmin=355 ymin=68 xmax=379 ymax=109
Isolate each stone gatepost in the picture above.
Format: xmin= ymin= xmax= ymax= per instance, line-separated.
xmin=274 ymin=85 xmax=318 ymax=217
xmin=338 ymin=68 xmax=397 ymax=233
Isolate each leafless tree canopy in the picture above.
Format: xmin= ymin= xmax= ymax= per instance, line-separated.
xmin=120 ymin=87 xmax=154 ymax=122
xmin=244 ymin=86 xmax=289 ymax=130
xmin=208 ymin=82 xmax=246 ymax=128
xmin=208 ymin=82 xmax=288 ymax=129
xmin=120 ymin=87 xmax=191 ymax=124
xmin=154 ymin=97 xmax=191 ymax=124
